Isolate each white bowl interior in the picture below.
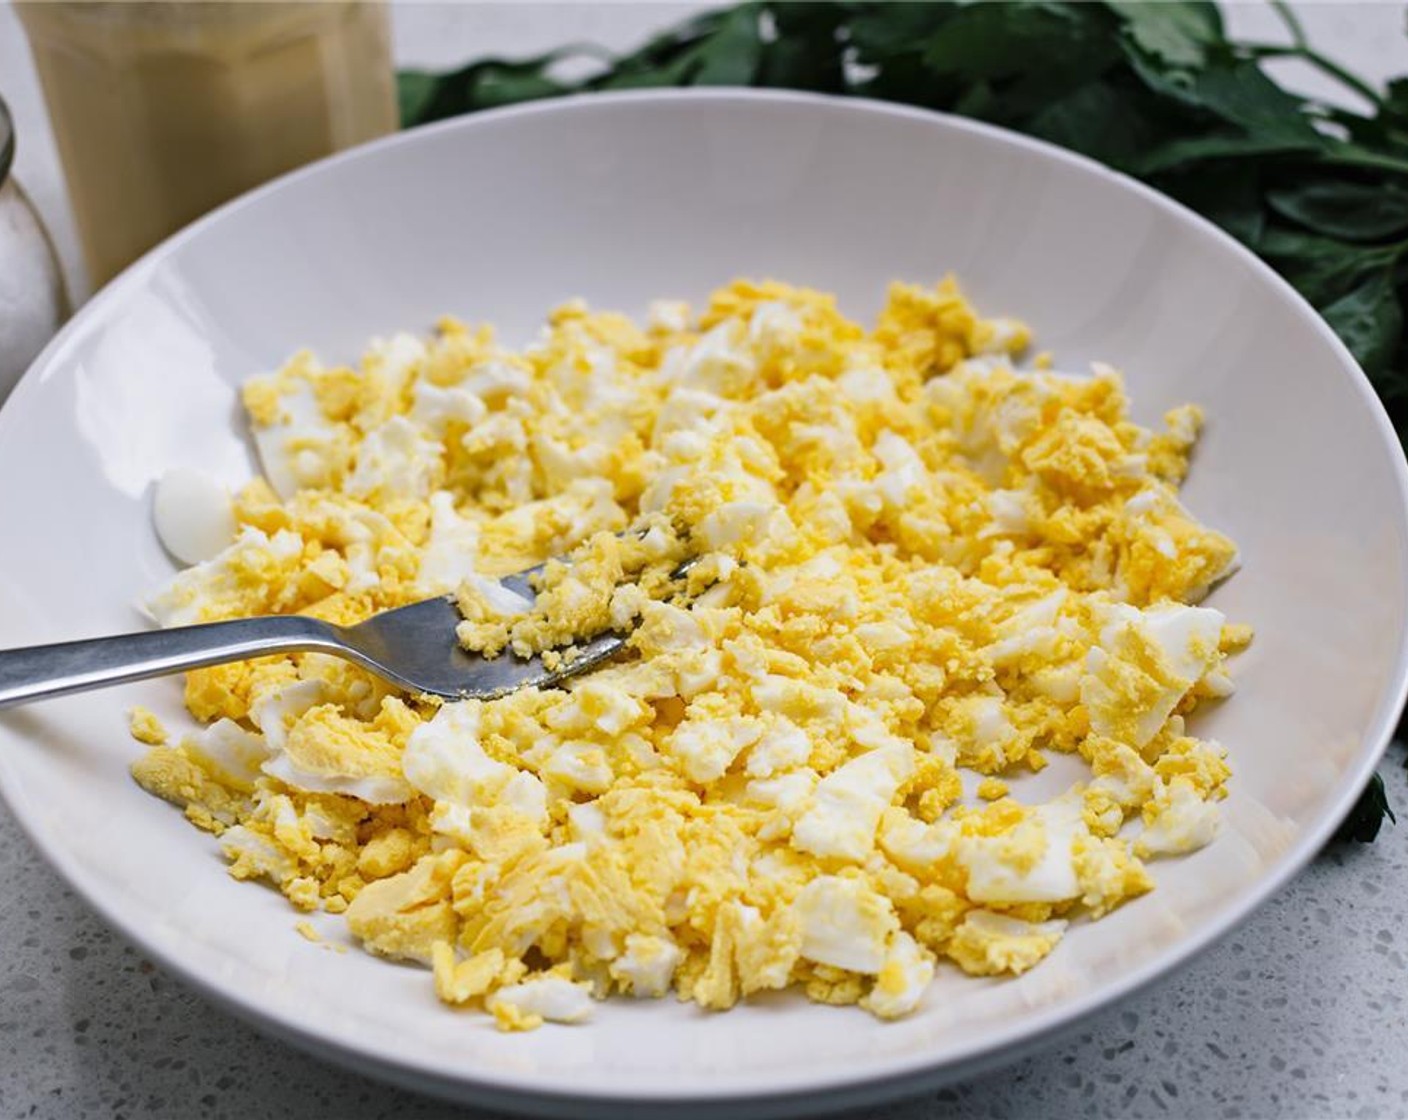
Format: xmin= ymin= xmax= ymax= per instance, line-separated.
xmin=0 ymin=92 xmax=1404 ymax=1113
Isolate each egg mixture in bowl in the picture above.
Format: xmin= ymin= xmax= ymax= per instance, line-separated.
xmin=130 ymin=278 xmax=1245 ymax=1032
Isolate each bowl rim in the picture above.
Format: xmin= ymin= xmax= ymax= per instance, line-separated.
xmin=2 ymin=87 xmax=1407 ymax=1114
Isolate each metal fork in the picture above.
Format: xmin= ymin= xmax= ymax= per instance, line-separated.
xmin=0 ymin=556 xmax=698 ymax=710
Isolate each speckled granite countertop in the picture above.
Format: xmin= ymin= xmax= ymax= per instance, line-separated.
xmin=3 ymin=4 xmax=1408 ymax=1118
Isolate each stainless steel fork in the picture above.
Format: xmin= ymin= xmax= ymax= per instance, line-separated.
xmin=0 ymin=558 xmax=696 ymax=710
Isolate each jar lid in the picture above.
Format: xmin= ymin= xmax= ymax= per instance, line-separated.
xmin=0 ymin=93 xmax=12 ymax=189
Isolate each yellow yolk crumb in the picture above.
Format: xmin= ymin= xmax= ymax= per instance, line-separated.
xmin=1221 ymin=623 xmax=1254 ymax=652
xmin=127 ymin=706 xmax=168 ymax=746
xmin=131 ymin=278 xmax=1246 ymax=1031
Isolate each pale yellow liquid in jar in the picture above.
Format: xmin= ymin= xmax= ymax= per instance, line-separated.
xmin=19 ymin=1 xmax=397 ymax=287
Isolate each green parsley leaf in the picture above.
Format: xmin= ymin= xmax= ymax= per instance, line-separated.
xmin=1107 ymin=0 xmax=1223 ymax=69
xmin=1321 ymin=268 xmax=1404 ymax=380
xmin=1267 ymin=182 xmax=1408 ymax=242
xmin=1333 ymin=772 xmax=1396 ymax=844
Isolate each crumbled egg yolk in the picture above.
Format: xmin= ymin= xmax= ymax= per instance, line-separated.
xmin=127 ymin=705 xmax=168 ymax=746
xmin=131 ymin=278 xmax=1245 ymax=1030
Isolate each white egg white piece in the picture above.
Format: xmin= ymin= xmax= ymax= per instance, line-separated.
xmin=646 ymin=299 xmax=691 ymax=334
xmin=401 ymin=702 xmax=505 ymax=804
xmin=465 ymin=575 xmax=534 ymax=618
xmin=500 ymin=770 xmax=549 ymax=825
xmin=345 ymin=415 xmax=441 ymax=503
xmin=428 ymin=802 xmax=476 ymax=851
xmin=247 ymin=677 xmax=413 ymax=804
xmin=791 ymin=742 xmax=915 ymax=862
xmin=870 ymin=429 xmax=927 ymax=509
xmin=487 ymin=976 xmax=594 ymax=1024
xmin=1136 ymin=779 xmax=1221 ymax=858
xmin=609 ymin=933 xmax=683 ymax=998
xmin=218 ymin=824 xmax=296 ymax=879
xmin=364 ymin=332 xmax=427 ymax=393
xmin=185 ymin=718 xmax=270 ymax=785
xmin=793 ymin=874 xmax=899 ymax=974
xmin=249 ymin=679 xmax=325 ymax=753
xmin=744 ymin=717 xmax=812 ymax=778
xmin=859 ymin=931 xmax=935 ymax=1019
xmin=152 ymin=467 xmax=237 ymax=566
xmin=1083 ymin=602 xmax=1225 ymax=747
xmin=540 ymin=740 xmax=613 ymax=795
xmin=878 ymin=813 xmax=959 ymax=873
xmin=958 ymin=800 xmax=1085 ymax=905
xmin=145 ymin=527 xmax=302 ymax=628
xmin=416 ymin=491 xmax=482 ymax=596
xmin=667 ymin=716 xmax=762 ymax=784
xmin=566 ymin=800 xmax=607 ymax=843
xmin=248 ymin=379 xmax=344 ymax=500
xmin=260 ymin=755 xmax=413 ymax=805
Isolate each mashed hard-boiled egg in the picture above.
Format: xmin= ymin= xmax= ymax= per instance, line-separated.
xmin=131 ymin=279 xmax=1246 ymax=1030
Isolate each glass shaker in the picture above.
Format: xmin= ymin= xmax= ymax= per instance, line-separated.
xmin=0 ymin=92 xmax=69 ymax=403
xmin=18 ymin=1 xmax=398 ymax=290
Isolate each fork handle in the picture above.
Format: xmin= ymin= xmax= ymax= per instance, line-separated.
xmin=0 ymin=615 xmax=341 ymax=710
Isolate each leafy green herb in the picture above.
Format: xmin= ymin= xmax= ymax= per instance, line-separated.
xmin=757 ymin=5 xmax=847 ymax=92
xmin=398 ymin=0 xmax=1408 ymax=842
xmin=1322 ymin=269 xmax=1405 ymax=377
xmin=1334 ymin=772 xmax=1396 ymax=844
xmin=396 ymin=49 xmax=591 ymax=124
xmin=1267 ymin=182 xmax=1408 ymax=242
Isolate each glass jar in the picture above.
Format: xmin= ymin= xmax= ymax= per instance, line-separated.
xmin=0 ymin=94 xmax=69 ymax=403
xmin=18 ymin=1 xmax=398 ymax=289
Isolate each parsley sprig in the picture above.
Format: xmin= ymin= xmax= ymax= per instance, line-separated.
xmin=398 ymin=1 xmax=1408 ymax=842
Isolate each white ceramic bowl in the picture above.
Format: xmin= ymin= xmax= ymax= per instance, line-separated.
xmin=1 ymin=91 xmax=1406 ymax=1117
